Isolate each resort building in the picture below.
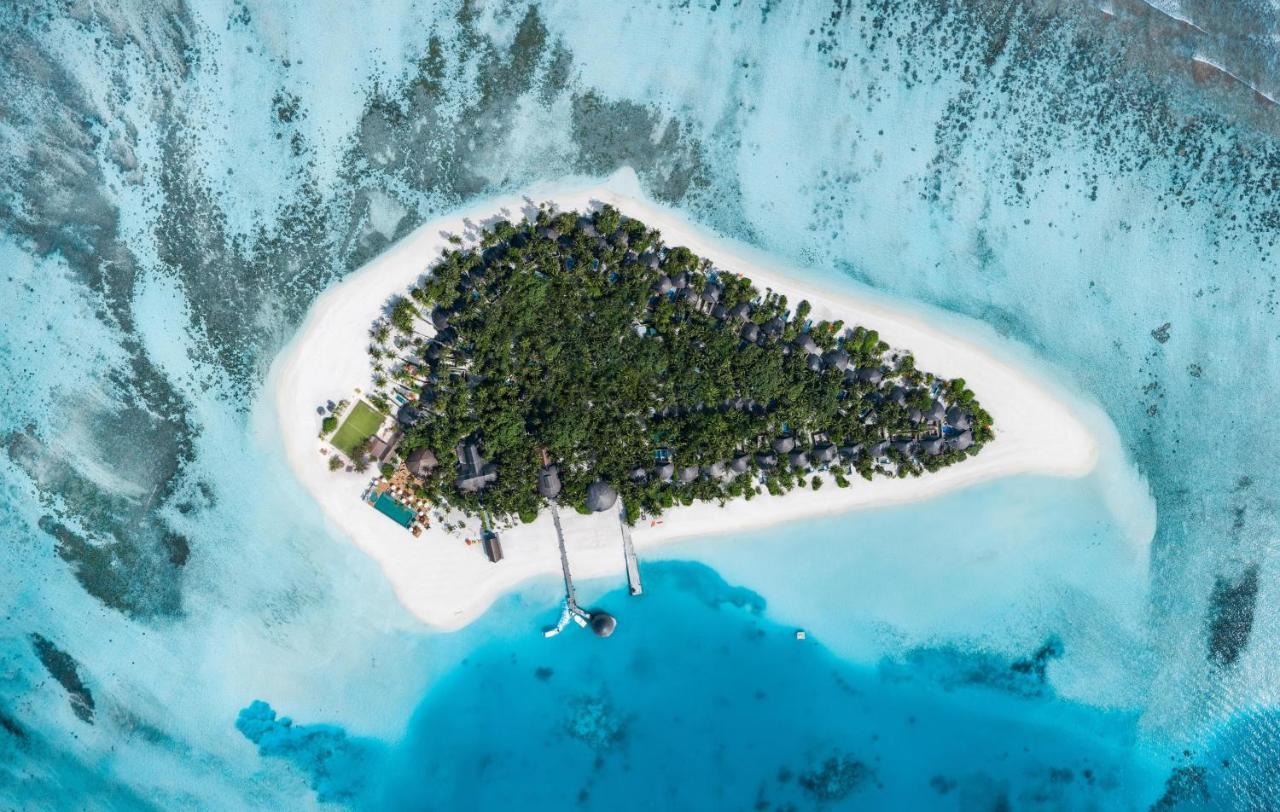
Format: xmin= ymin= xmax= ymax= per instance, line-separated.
xmin=918 ymin=437 xmax=945 ymax=456
xmin=823 ymin=349 xmax=850 ymax=371
xmin=538 ymin=464 xmax=562 ymax=499
xmin=406 ymin=447 xmax=439 ymax=478
xmin=585 ymin=480 xmax=618 ymax=512
xmin=812 ymin=442 xmax=838 ymax=465
xmin=455 ymin=441 xmax=498 ymax=493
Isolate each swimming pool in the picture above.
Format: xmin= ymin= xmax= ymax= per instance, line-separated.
xmin=371 ymin=492 xmax=415 ymax=529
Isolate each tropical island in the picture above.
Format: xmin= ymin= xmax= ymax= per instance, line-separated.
xmin=323 ymin=205 xmax=991 ymax=530
xmin=271 ymin=174 xmax=1095 ymax=630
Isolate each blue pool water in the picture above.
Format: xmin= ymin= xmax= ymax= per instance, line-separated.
xmin=371 ymin=492 xmax=415 ymax=529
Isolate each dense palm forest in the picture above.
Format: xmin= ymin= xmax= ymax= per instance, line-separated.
xmin=355 ymin=206 xmax=991 ymax=523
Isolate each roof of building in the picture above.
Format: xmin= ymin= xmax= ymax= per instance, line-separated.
xmin=806 ymin=353 xmax=823 ymax=372
xmin=740 ymin=322 xmax=760 ymax=342
xmin=763 ymin=316 xmax=785 ymax=334
xmin=483 ymin=532 xmax=504 ymax=563
xmin=538 ymin=464 xmax=562 ymax=498
xmin=653 ymin=275 xmax=674 ymax=294
xmin=838 ymin=443 xmax=862 ymax=459
xmin=788 ymin=449 xmax=810 ymax=468
xmin=946 ymin=407 xmax=972 ymax=430
xmin=772 ymin=435 xmax=796 ymax=453
xmin=705 ymin=461 xmax=726 ymax=479
xmin=585 ymin=480 xmax=618 ymax=512
xmin=456 ymin=468 xmax=497 ymax=493
xmin=755 ymin=452 xmax=778 ymax=468
xmin=949 ymin=429 xmax=974 ymax=451
xmin=823 ymin=349 xmax=850 ymax=371
xmin=655 ymin=461 xmax=675 ymax=481
xmin=702 ymin=281 xmax=722 ymax=302
xmin=406 ymin=447 xmax=439 ymax=476
xmin=628 ymin=467 xmax=648 ymax=482
xmin=919 ymin=437 xmax=945 ymax=456
xmin=795 ymin=334 xmax=818 ymax=355
xmin=397 ymin=403 xmax=420 ymax=427
xmin=856 ymin=367 xmax=884 ymax=384
xmin=678 ymin=465 xmax=700 ymax=484
xmin=729 ymin=454 xmax=750 ymax=473
xmin=812 ymin=443 xmax=837 ymax=463
xmin=590 ymin=612 xmax=617 ymax=637
xmin=868 ymin=441 xmax=890 ymax=457
xmin=729 ymin=302 xmax=752 ymax=321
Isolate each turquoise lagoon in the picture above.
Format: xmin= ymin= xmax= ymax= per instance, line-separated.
xmin=238 ymin=475 xmax=1185 ymax=810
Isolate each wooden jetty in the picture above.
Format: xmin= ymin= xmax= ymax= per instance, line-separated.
xmin=618 ymin=502 xmax=643 ymax=596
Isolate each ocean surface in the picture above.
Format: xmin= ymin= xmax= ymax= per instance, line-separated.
xmin=4 ymin=0 xmax=1280 ymax=809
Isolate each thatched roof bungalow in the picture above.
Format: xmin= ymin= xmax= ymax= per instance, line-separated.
xmin=538 ymin=464 xmax=562 ymax=498
xmin=585 ymin=480 xmax=618 ymax=512
xmin=406 ymin=447 xmax=439 ymax=478
xmin=946 ymin=407 xmax=972 ymax=430
xmin=823 ymin=349 xmax=850 ymax=371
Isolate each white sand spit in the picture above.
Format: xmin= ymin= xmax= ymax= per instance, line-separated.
xmin=268 ymin=170 xmax=1098 ymax=630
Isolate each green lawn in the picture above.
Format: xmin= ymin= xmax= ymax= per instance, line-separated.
xmin=330 ymin=400 xmax=384 ymax=458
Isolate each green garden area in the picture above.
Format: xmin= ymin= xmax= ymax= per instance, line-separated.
xmin=359 ymin=205 xmax=990 ymax=523
xmin=330 ymin=400 xmax=384 ymax=458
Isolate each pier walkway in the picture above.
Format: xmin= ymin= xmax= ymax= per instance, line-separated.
xmin=618 ymin=502 xmax=643 ymax=596
xmin=549 ymin=503 xmax=579 ymax=613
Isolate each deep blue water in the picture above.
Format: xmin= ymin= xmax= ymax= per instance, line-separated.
xmin=235 ymin=475 xmax=1190 ymax=810
xmin=244 ymin=562 xmax=1167 ymax=810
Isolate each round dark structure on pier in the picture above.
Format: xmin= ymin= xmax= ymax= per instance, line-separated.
xmin=589 ymin=612 xmax=617 ymax=638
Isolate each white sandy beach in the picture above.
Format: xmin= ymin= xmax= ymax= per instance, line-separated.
xmin=268 ymin=169 xmax=1101 ymax=630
